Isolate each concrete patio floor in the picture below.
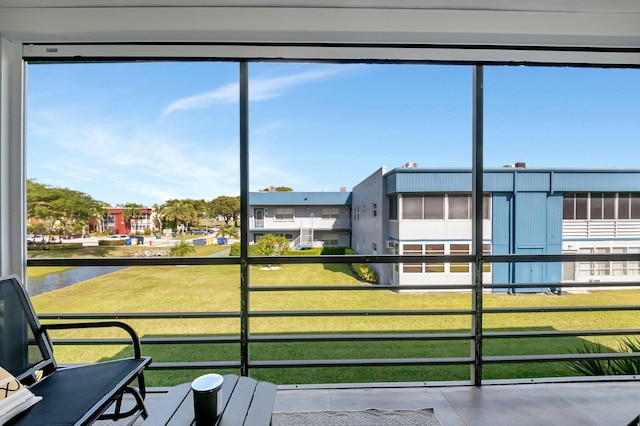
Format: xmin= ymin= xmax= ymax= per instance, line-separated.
xmin=129 ymin=380 xmax=639 ymax=425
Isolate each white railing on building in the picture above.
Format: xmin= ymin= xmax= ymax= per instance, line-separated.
xmin=251 ymin=218 xmax=351 ymax=230
xmin=562 ymin=220 xmax=640 ymax=239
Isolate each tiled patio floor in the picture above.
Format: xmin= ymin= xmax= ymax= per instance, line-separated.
xmin=271 ymin=381 xmax=639 ymax=426
xmin=132 ymin=380 xmax=639 ymax=425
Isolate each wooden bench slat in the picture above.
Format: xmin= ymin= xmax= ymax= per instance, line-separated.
xmin=168 ymin=390 xmax=196 ymax=426
xmin=219 ymin=374 xmax=240 ymax=415
xmin=218 ymin=377 xmax=259 ymax=426
xmin=243 ymin=381 xmax=277 ymax=426
xmin=143 ymin=383 xmax=192 ymax=426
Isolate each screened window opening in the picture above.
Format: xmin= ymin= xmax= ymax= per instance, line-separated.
xmin=274 ymin=208 xmax=294 ymax=221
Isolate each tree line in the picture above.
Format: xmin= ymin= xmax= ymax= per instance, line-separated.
xmin=27 ymin=179 xmax=240 ymax=238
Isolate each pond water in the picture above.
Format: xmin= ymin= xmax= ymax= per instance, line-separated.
xmin=27 ymin=266 xmax=128 ymax=296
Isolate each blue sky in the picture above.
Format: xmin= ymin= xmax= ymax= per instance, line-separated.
xmin=26 ymin=62 xmax=639 ymax=207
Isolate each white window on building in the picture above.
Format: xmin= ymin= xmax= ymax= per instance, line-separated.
xmin=564 ymin=192 xmax=640 ymax=220
xmin=628 ymin=247 xmax=640 ymax=274
xmin=389 ymin=195 xmax=398 ymax=220
xmin=577 ymin=248 xmax=593 ymax=277
xmin=423 ymin=195 xmax=444 ymax=219
xmin=448 ymin=195 xmax=470 ymax=220
xmin=321 ymin=232 xmax=340 ymax=246
xmin=450 ymin=243 xmax=470 ymax=273
xmin=274 ymin=207 xmax=294 ymax=221
xmin=483 ymin=244 xmax=492 ymax=273
xmin=322 ymin=208 xmax=339 ymax=219
xmin=611 ymin=247 xmax=626 ymax=276
xmin=402 ymin=196 xmax=423 ymax=220
xmin=401 ymin=194 xmax=489 ymax=220
xmin=482 ymin=195 xmax=491 ymax=220
xmin=593 ymin=247 xmax=610 ymax=276
xmin=574 ymin=246 xmax=640 ymax=278
xmin=425 ymin=244 xmax=445 ymax=273
xmin=402 ymin=244 xmax=423 ymax=273
xmin=372 ymin=203 xmax=377 ymax=217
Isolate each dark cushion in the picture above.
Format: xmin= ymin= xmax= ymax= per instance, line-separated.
xmin=8 ymin=358 xmax=148 ymax=426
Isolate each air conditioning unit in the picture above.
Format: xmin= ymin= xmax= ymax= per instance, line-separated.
xmin=385 ymin=241 xmax=397 ymax=249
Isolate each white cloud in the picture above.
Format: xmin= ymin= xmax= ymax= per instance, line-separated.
xmin=28 ymin=109 xmax=241 ymax=206
xmin=162 ymin=65 xmax=360 ymax=116
xmin=161 ymin=82 xmax=238 ymax=116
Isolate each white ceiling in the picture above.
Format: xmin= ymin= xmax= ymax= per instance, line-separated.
xmin=1 ymin=0 xmax=640 ymax=12
xmin=0 ymin=0 xmax=638 ymax=58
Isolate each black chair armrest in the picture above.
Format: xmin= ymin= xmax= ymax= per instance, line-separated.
xmin=42 ymin=321 xmax=143 ymax=359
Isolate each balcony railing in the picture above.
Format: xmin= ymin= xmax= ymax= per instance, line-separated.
xmin=27 ymin=252 xmax=640 ymax=387
xmin=250 ymin=218 xmax=351 ymax=231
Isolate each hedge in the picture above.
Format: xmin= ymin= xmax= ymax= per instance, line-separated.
xmin=344 ymin=248 xmax=378 ymax=283
xmin=98 ymin=239 xmax=127 ymax=247
xmin=27 ymin=243 xmax=83 ymax=251
xmin=229 ymin=242 xmax=261 ymax=256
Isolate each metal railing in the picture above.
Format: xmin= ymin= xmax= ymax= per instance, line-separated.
xmin=28 ymin=252 xmax=640 ymax=386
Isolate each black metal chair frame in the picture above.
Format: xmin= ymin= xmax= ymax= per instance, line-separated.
xmin=0 ymin=274 xmax=151 ymax=425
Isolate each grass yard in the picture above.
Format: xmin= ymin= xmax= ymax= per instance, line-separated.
xmin=29 ymin=251 xmax=640 ymax=387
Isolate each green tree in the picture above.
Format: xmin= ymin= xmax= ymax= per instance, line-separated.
xmin=169 ymin=239 xmax=196 ymax=257
xmin=122 ymin=202 xmax=143 ymax=234
xmin=254 ymin=234 xmax=289 ymax=256
xmin=27 ymin=179 xmax=104 ymax=239
xmin=184 ymin=198 xmax=208 ymax=228
xmin=260 ymin=186 xmax=293 ymax=192
xmin=216 ymin=224 xmax=238 ymax=242
xmin=211 ymin=196 xmax=240 ymax=225
xmin=162 ymin=199 xmax=197 ymax=233
xmin=151 ymin=203 xmax=164 ymax=231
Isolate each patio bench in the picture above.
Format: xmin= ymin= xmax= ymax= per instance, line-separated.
xmin=0 ymin=274 xmax=151 ymax=425
xmin=143 ymin=374 xmax=276 ymax=426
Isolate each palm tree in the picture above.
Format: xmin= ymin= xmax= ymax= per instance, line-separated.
xmin=163 ymin=200 xmax=196 ymax=233
xmin=151 ymin=203 xmax=164 ymax=231
xmin=216 ymin=224 xmax=238 ymax=242
xmin=169 ymin=239 xmax=195 ymax=257
xmin=122 ymin=203 xmax=142 ymax=234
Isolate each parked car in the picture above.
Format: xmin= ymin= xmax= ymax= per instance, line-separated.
xmin=107 ymin=234 xmax=130 ymax=240
xmin=27 ymin=234 xmax=45 ymax=244
xmin=190 ymin=229 xmax=207 ymax=235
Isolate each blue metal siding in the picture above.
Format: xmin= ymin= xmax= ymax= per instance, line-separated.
xmin=385 ymin=168 xmax=640 ymax=195
xmin=514 ymin=193 xmax=548 ymax=292
xmin=484 ymin=173 xmax=513 ymax=192
xmin=546 ymin=194 xmax=563 ymax=288
xmin=515 ymin=193 xmax=548 ymax=247
xmin=546 ymin=195 xmax=563 ymax=251
xmin=394 ymin=172 xmax=471 ymax=193
xmin=552 ymin=172 xmax=640 ymax=192
xmin=491 ymin=194 xmax=512 ymax=291
xmin=515 ymin=173 xmax=551 ymax=192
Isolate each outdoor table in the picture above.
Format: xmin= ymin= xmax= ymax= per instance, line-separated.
xmin=142 ymin=374 xmax=276 ymax=426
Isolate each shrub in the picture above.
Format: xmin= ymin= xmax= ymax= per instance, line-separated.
xmin=27 ymin=243 xmax=83 ymax=251
xmin=567 ymin=338 xmax=640 ymax=376
xmin=254 ymin=234 xmax=289 ymax=256
xmin=230 ymin=242 xmax=262 ymax=257
xmin=286 ymin=248 xmax=323 ymax=256
xmin=339 ymin=247 xmax=378 ymax=283
xmin=98 ymin=239 xmax=126 ymax=247
xmin=321 ymin=246 xmax=349 ymax=255
xmin=170 ymin=239 xmax=196 ymax=257
xmin=352 ymin=263 xmax=378 ymax=283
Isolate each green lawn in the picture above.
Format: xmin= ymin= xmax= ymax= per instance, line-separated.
xmin=29 ymin=249 xmax=640 ymax=386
